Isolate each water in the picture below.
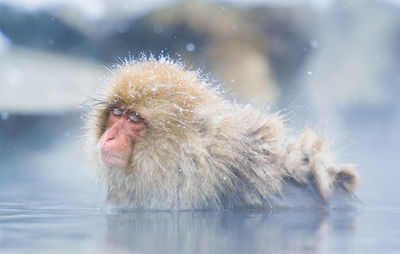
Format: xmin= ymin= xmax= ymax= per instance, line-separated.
xmin=0 ymin=193 xmax=104 ymax=252
xmin=0 ymin=191 xmax=399 ymax=254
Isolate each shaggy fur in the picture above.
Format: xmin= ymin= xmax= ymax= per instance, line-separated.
xmin=86 ymin=58 xmax=359 ymax=210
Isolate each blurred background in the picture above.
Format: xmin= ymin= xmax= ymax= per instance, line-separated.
xmin=0 ymin=0 xmax=399 ymax=253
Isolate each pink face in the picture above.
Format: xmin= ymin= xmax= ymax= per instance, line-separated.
xmin=98 ymin=107 xmax=146 ymax=169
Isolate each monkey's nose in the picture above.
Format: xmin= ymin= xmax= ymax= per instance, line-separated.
xmin=104 ymin=129 xmax=118 ymax=141
xmin=106 ymin=136 xmax=115 ymax=141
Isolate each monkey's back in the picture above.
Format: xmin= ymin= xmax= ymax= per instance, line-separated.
xmin=188 ymin=103 xmax=358 ymax=210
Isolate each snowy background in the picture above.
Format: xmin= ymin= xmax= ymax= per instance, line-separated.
xmin=0 ymin=0 xmax=399 ymax=253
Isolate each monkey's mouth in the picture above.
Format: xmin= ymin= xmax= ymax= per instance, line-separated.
xmin=100 ymin=149 xmax=127 ymax=159
xmin=100 ymin=149 xmax=130 ymax=168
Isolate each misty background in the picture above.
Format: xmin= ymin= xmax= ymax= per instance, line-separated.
xmin=0 ymin=0 xmax=399 ymax=253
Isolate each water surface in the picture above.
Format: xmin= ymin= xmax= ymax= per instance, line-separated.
xmin=0 ymin=190 xmax=399 ymax=254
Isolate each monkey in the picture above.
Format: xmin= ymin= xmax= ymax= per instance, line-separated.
xmin=85 ymin=58 xmax=359 ymax=210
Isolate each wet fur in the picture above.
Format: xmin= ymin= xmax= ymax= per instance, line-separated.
xmin=86 ymin=58 xmax=359 ymax=210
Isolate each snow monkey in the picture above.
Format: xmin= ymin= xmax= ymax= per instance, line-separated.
xmin=86 ymin=58 xmax=359 ymax=210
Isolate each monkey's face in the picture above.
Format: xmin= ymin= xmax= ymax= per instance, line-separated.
xmin=93 ymin=60 xmax=218 ymax=170
xmin=98 ymin=106 xmax=146 ymax=169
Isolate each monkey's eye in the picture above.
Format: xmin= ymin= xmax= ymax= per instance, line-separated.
xmin=111 ymin=108 xmax=123 ymax=116
xmin=128 ymin=112 xmax=142 ymax=123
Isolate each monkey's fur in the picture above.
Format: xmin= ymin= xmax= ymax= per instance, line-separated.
xmin=86 ymin=58 xmax=358 ymax=210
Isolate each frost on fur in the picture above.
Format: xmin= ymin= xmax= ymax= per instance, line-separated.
xmin=86 ymin=58 xmax=359 ymax=210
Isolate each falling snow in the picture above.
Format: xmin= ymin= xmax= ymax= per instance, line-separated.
xmin=186 ymin=43 xmax=195 ymax=52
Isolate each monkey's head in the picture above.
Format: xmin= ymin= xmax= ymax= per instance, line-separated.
xmin=89 ymin=59 xmax=221 ymax=171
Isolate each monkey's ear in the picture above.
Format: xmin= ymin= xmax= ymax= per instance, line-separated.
xmin=332 ymin=164 xmax=359 ymax=193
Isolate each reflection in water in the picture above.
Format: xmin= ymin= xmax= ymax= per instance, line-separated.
xmin=0 ymin=191 xmax=359 ymax=253
xmin=106 ymin=209 xmax=356 ymax=254
xmin=3 ymin=190 xmax=400 ymax=253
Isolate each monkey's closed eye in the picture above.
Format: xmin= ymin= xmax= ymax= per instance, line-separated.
xmin=111 ymin=108 xmax=123 ymax=116
xmin=128 ymin=112 xmax=143 ymax=123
